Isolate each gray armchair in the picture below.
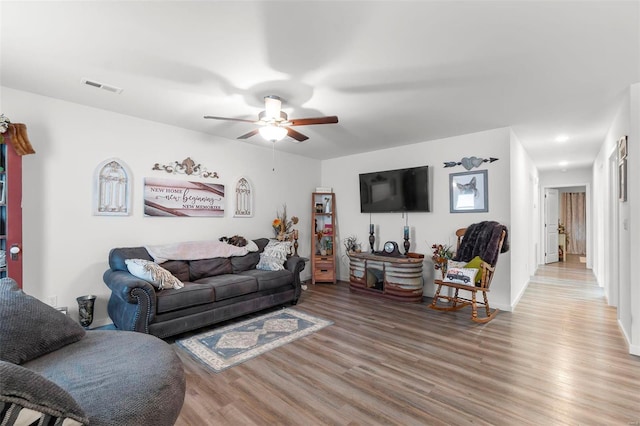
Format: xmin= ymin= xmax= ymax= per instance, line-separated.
xmin=0 ymin=278 xmax=185 ymax=425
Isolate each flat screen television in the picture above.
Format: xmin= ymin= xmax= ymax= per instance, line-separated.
xmin=359 ymin=165 xmax=431 ymax=213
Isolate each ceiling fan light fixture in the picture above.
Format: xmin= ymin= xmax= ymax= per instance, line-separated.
xmin=204 ymin=94 xmax=336 ymax=143
xmin=258 ymin=110 xmax=288 ymax=123
xmin=259 ymin=125 xmax=288 ymax=142
xmin=264 ymin=95 xmax=282 ymax=120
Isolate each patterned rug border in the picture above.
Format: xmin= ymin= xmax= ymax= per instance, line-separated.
xmin=176 ymin=308 xmax=333 ymax=373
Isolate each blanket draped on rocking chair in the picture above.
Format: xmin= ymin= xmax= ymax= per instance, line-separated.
xmin=453 ymin=221 xmax=509 ymax=266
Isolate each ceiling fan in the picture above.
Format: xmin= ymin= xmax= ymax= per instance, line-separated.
xmin=204 ymin=95 xmax=338 ymax=142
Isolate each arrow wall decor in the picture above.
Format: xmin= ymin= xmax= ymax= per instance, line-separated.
xmin=444 ymin=156 xmax=499 ymax=170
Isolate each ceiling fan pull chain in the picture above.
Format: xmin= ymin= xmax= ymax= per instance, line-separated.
xmin=272 ymin=141 xmax=276 ymax=172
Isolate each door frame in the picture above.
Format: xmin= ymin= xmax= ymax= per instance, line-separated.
xmin=539 ymin=182 xmax=592 ymax=269
xmin=606 ymin=149 xmax=620 ymax=307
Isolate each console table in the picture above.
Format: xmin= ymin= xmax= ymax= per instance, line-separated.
xmin=347 ymin=252 xmax=424 ymax=302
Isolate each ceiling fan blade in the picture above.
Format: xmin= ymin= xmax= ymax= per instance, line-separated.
xmin=204 ymin=115 xmax=257 ymax=124
xmin=237 ymin=129 xmax=260 ymax=140
xmin=288 ymin=116 xmax=339 ymax=126
xmin=285 ymin=127 xmax=309 ymax=142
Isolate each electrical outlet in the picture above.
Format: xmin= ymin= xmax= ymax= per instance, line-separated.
xmin=45 ymin=296 xmax=57 ymax=307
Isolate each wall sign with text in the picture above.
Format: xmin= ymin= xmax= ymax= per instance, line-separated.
xmin=144 ymin=177 xmax=225 ymax=217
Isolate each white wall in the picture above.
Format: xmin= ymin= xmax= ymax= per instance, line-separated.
xmin=592 ymin=84 xmax=637 ymax=355
xmin=628 ymin=82 xmax=640 ymax=354
xmin=320 ymin=127 xmax=515 ymax=310
xmin=4 ymin=87 xmax=321 ymax=326
xmin=539 ymin=167 xmax=592 ymax=188
xmin=509 ymin=130 xmax=539 ymax=309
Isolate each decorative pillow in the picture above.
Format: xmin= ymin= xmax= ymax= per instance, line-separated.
xmin=443 ymin=267 xmax=479 ymax=285
xmin=447 ymin=260 xmax=467 ymax=270
xmin=253 ymin=238 xmax=270 ymax=253
xmin=464 ymin=256 xmax=485 ymax=284
xmin=0 ymin=360 xmax=89 ymax=425
xmin=0 ymin=278 xmax=86 ymax=365
xmin=256 ymin=240 xmax=292 ymax=271
xmin=245 ymin=240 xmax=259 ymax=252
xmin=125 ymin=259 xmax=184 ymax=290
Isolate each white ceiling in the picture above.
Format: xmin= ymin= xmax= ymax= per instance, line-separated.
xmin=1 ymin=1 xmax=638 ymax=171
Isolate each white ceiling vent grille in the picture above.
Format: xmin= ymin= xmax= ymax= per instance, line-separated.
xmin=81 ymin=78 xmax=123 ymax=94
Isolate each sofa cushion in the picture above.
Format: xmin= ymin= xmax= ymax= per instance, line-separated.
xmin=0 ymin=278 xmax=86 ymax=365
xmin=0 ymin=360 xmax=89 ymax=425
xmin=161 ymin=260 xmax=190 ymax=282
xmin=236 ymin=269 xmax=293 ymax=291
xmin=231 ymin=252 xmax=260 ymax=273
xmin=194 ymin=274 xmax=258 ymax=301
xmin=155 ymin=282 xmax=215 ymax=314
xmin=189 ymin=258 xmax=232 ymax=281
xmin=125 ymin=259 xmax=184 ymax=290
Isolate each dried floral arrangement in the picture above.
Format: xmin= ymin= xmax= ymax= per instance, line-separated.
xmin=431 ymin=243 xmax=454 ymax=271
xmin=0 ymin=114 xmax=10 ymax=143
xmin=343 ymin=235 xmax=361 ymax=252
xmin=272 ymin=204 xmax=299 ymax=241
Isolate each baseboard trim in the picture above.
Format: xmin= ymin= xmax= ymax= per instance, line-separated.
xmin=617 ymin=318 xmax=640 ymax=356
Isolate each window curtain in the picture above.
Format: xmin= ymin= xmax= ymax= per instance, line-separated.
xmin=560 ymin=192 xmax=586 ymax=255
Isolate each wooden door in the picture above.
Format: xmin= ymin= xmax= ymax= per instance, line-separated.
xmin=544 ymin=188 xmax=559 ymax=264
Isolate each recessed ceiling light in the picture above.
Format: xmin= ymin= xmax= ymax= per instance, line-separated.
xmin=555 ymin=135 xmax=569 ymax=143
xmin=559 ymin=160 xmax=568 ymax=167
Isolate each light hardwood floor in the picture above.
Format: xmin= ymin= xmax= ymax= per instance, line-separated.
xmin=173 ymin=260 xmax=640 ymax=425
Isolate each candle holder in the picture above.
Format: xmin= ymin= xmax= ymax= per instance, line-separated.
xmin=369 ymin=229 xmax=375 ymax=253
xmin=403 ymin=226 xmax=410 ymax=254
xmin=403 ymin=236 xmax=410 ymax=255
xmin=293 ymin=233 xmax=299 ymax=256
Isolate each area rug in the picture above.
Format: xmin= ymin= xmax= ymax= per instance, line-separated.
xmin=176 ymin=308 xmax=332 ymax=373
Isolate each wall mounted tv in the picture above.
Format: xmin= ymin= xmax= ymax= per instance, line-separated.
xmin=359 ymin=165 xmax=431 ymax=213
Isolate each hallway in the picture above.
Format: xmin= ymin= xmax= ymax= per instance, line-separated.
xmin=509 ymin=257 xmax=640 ymax=423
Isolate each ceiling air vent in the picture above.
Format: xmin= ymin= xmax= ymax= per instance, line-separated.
xmin=81 ymin=78 xmax=123 ymax=94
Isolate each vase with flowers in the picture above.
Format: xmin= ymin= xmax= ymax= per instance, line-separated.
xmin=272 ymin=204 xmax=299 ymax=241
xmin=431 ymin=243 xmax=454 ymax=278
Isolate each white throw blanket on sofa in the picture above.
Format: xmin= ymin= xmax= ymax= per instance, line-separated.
xmin=145 ymin=240 xmax=257 ymax=264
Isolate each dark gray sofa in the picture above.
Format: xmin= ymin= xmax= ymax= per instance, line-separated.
xmin=0 ymin=278 xmax=185 ymax=426
xmin=103 ymin=238 xmax=305 ymax=338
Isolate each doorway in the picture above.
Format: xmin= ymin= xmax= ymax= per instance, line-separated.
xmin=542 ymin=184 xmax=589 ymax=267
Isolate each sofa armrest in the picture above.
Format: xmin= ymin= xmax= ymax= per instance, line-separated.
xmin=284 ymin=256 xmax=306 ymax=303
xmin=103 ymin=269 xmax=157 ymax=333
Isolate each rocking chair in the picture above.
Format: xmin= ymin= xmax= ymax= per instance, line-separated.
xmin=429 ymin=221 xmax=508 ymax=323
